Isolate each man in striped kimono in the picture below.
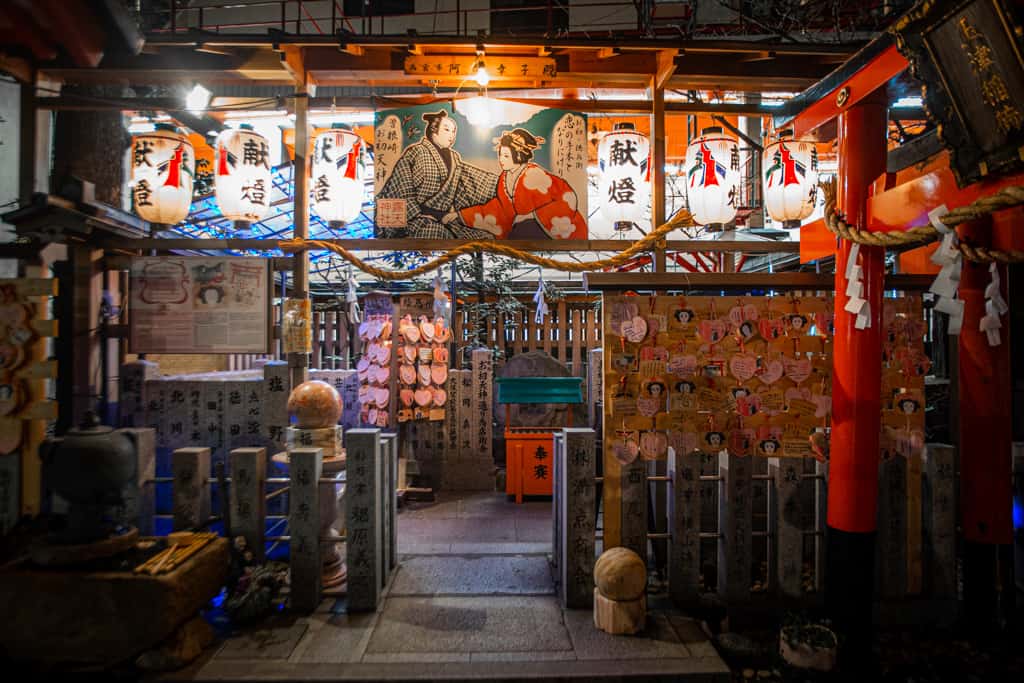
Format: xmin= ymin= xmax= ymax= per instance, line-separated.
xmin=378 ymin=110 xmax=499 ymax=239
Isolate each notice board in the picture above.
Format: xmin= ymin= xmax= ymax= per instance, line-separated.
xmin=129 ymin=256 xmax=272 ymax=354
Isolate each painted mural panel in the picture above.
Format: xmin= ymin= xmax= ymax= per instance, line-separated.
xmin=374 ymin=100 xmax=587 ymax=240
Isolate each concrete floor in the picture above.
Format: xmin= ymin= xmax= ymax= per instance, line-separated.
xmin=174 ymin=492 xmax=729 ymax=681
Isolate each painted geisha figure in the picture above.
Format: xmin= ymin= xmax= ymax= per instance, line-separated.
xmin=377 ymin=110 xmax=498 ymax=239
xmin=452 ymin=128 xmax=587 ymax=240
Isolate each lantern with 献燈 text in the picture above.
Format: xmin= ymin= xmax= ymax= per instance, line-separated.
xmin=214 ymin=124 xmax=272 ymax=230
xmin=762 ymin=129 xmax=819 ymax=228
xmin=311 ymin=124 xmax=366 ymax=227
xmin=598 ymin=122 xmax=650 ymax=233
xmin=130 ymin=123 xmax=195 ymax=226
xmin=684 ymin=126 xmax=741 ymax=229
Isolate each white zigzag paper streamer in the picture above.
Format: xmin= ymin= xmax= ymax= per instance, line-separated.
xmin=533 ymin=277 xmax=548 ymax=325
xmin=926 ymin=206 xmax=964 ymax=335
xmin=980 ymin=263 xmax=1007 ymax=347
xmin=843 ymin=243 xmax=871 ymax=329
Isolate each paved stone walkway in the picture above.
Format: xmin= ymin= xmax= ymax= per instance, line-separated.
xmin=172 ymin=492 xmax=729 ymax=681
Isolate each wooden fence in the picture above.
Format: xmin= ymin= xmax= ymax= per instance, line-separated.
xmin=300 ymin=297 xmax=601 ymax=369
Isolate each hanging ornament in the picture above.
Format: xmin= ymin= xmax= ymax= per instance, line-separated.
xmin=926 ymin=205 xmax=965 ymax=335
xmin=684 ymin=126 xmax=741 ymax=228
xmin=843 ymin=243 xmax=871 ymax=330
xmin=311 ymin=124 xmax=366 ymax=227
xmin=533 ymin=276 xmax=549 ymax=325
xmin=432 ymin=273 xmax=450 ymax=325
xmin=762 ymin=129 xmax=819 ymax=227
xmin=214 ymin=124 xmax=272 ymax=228
xmin=598 ymin=122 xmax=650 ymax=233
xmin=129 ymin=123 xmax=195 ymax=225
xmin=980 ymin=263 xmax=1008 ymax=346
xmin=346 ymin=273 xmax=361 ymax=325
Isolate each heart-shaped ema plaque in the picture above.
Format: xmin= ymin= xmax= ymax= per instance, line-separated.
xmin=621 ymin=316 xmax=648 ymax=343
xmin=612 ymin=437 xmax=640 ymax=465
xmin=758 ymin=359 xmax=784 ymax=385
xmin=698 ymin=319 xmax=728 ymax=343
xmin=640 ymin=431 xmax=668 ymax=460
xmin=783 ymin=357 xmax=812 ymax=384
xmin=729 ymin=353 xmax=758 ymax=382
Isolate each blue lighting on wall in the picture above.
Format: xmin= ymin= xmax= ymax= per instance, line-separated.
xmin=170 ymin=162 xmax=375 ymax=265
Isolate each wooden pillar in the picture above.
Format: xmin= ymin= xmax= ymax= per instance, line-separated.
xmin=957 ymin=216 xmax=1013 ymax=630
xmin=19 ymin=74 xmax=37 ymax=205
xmin=826 ymin=88 xmax=887 ymax=657
xmin=651 ymin=79 xmax=667 ymax=272
xmin=70 ymin=246 xmax=103 ymax=428
xmin=289 ymin=84 xmax=311 ymax=389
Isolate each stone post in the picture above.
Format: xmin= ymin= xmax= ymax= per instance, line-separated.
xmin=230 ymin=447 xmax=267 ymax=561
xmin=559 ymin=428 xmax=596 ymax=608
xmin=345 ymin=429 xmax=383 ymax=611
xmin=172 ymin=447 xmax=210 ymax=531
xmin=667 ymin=447 xmax=702 ymax=604
xmin=288 ymin=447 xmax=322 ymax=612
xmin=718 ymin=452 xmax=752 ymax=602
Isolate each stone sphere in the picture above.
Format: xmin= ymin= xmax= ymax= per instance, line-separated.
xmin=287 ymin=380 xmax=342 ymax=429
xmin=594 ymin=547 xmax=647 ymax=601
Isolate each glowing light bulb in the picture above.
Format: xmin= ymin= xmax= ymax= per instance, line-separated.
xmin=186 ymin=84 xmax=212 ymax=114
xmin=474 ymin=63 xmax=490 ymax=87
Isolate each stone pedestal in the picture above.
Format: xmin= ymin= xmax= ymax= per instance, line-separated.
xmin=593 ymin=589 xmax=646 ymax=635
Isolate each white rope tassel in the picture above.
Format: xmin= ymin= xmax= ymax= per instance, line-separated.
xmin=843 ymin=243 xmax=871 ymax=329
xmin=980 ymin=263 xmax=1008 ymax=346
xmin=927 ymin=205 xmax=964 ymax=335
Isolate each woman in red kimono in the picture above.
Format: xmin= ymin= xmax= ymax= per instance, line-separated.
xmin=447 ymin=128 xmax=587 ymax=240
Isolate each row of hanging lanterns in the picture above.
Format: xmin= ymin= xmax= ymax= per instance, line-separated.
xmin=130 ymin=122 xmax=367 ymax=229
xmin=683 ymin=126 xmax=819 ymax=228
xmin=129 ymin=114 xmax=813 ymax=233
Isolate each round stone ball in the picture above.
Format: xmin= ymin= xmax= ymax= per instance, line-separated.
xmin=594 ymin=547 xmax=647 ymax=601
xmin=286 ymin=380 xmax=342 ymax=429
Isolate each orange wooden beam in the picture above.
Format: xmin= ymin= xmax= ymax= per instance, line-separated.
xmin=778 ymin=43 xmax=908 ymax=138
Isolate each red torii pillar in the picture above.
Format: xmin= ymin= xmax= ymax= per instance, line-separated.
xmin=826 ymin=89 xmax=887 ymax=660
xmin=958 ymin=216 xmax=1014 ymax=630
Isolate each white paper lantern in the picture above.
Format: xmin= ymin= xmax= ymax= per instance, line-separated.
xmin=130 ymin=124 xmax=195 ymax=225
xmin=214 ymin=124 xmax=272 ymax=225
xmin=598 ymin=122 xmax=650 ymax=232
xmin=763 ymin=130 xmax=819 ymax=226
xmin=311 ymin=125 xmax=366 ymax=226
xmin=684 ymin=126 xmax=741 ymax=227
